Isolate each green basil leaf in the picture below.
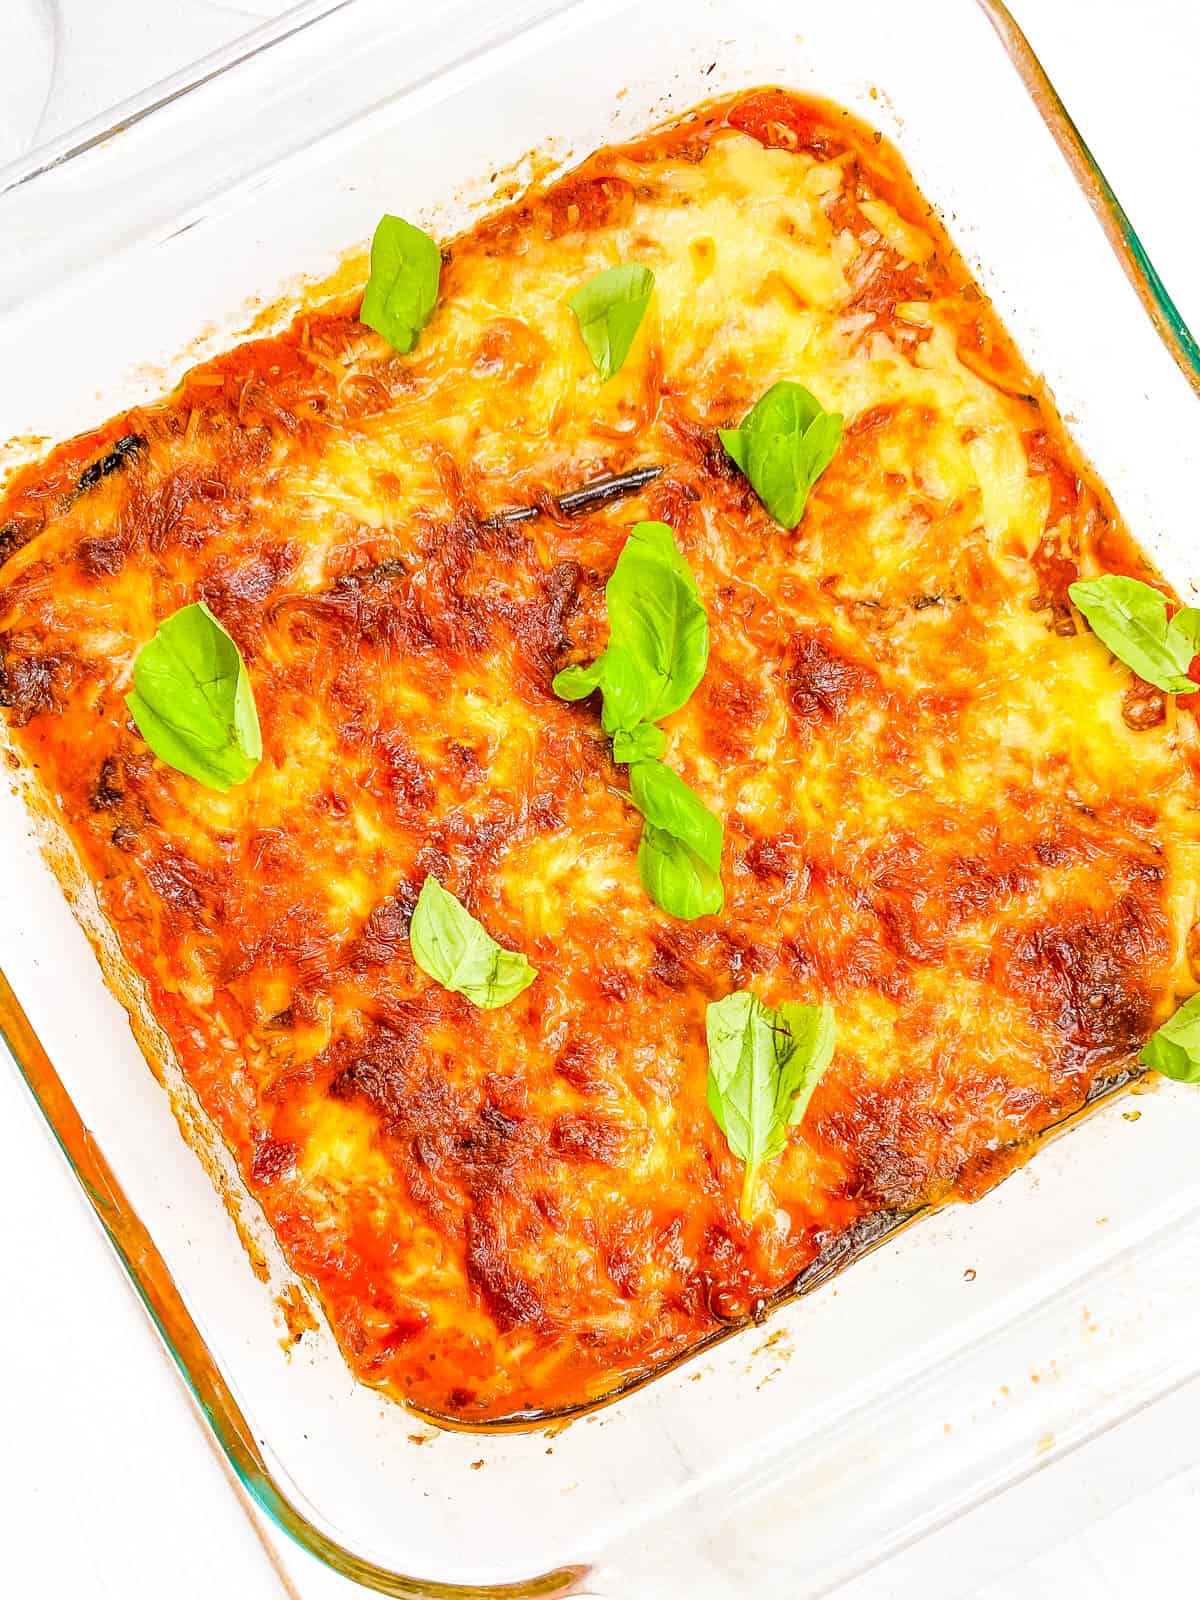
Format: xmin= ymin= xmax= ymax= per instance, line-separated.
xmin=706 ymin=991 xmax=835 ymax=1220
xmin=550 ymin=658 xmax=607 ymax=703
xmin=409 ymin=875 xmax=536 ymax=1009
xmin=604 ymin=521 xmax=708 ymax=724
xmin=629 ymin=758 xmax=722 ymax=873
xmin=1140 ymin=992 xmax=1200 ymax=1082
xmin=568 ymin=263 xmax=655 ymax=382
xmin=552 ymin=522 xmax=708 ymax=733
xmin=595 ymin=644 xmax=653 ymax=736
xmin=359 ymin=215 xmax=441 ymax=355
xmin=553 ymin=642 xmax=647 ymax=735
xmin=612 ymin=723 xmax=666 ymax=764
xmin=775 ymin=1002 xmax=838 ymax=1124
xmin=1169 ymin=605 xmax=1200 ymax=664
xmin=552 ymin=522 xmax=719 ymax=916
xmin=126 ymin=601 xmax=262 ymax=791
xmin=1068 ymin=575 xmax=1198 ymax=693
xmin=637 ymin=823 xmax=724 ymax=922
xmin=719 ymin=381 xmax=843 ymax=529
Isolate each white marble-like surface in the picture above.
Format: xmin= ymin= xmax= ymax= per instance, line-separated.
xmin=2 ymin=4 xmax=1198 ymax=1597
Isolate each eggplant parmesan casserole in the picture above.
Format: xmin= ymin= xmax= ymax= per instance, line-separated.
xmin=3 ymin=90 xmax=1200 ymax=1424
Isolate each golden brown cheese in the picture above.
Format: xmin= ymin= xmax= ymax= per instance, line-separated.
xmin=3 ymin=90 xmax=1200 ymax=1422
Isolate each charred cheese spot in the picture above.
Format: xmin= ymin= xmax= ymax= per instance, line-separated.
xmin=3 ymin=92 xmax=1200 ymax=1423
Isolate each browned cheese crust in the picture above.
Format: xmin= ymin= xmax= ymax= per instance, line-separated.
xmin=3 ymin=91 xmax=1199 ymax=1421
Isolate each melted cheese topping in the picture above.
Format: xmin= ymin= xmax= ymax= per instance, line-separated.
xmin=3 ymin=90 xmax=1200 ymax=1422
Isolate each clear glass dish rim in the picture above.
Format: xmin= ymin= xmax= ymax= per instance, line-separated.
xmin=3 ymin=2 xmax=1199 ymax=1596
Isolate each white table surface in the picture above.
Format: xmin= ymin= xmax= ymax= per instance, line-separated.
xmin=3 ymin=3 xmax=1199 ymax=1596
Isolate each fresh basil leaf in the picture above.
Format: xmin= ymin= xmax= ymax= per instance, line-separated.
xmin=552 ymin=522 xmax=719 ymax=916
xmin=553 ymin=641 xmax=645 ymax=735
xmin=719 ymin=381 xmax=843 ymax=529
xmin=1169 ymin=605 xmax=1200 ymax=664
xmin=1140 ymin=992 xmax=1200 ymax=1082
xmin=594 ymin=644 xmax=653 ymax=737
xmin=552 ymin=522 xmax=708 ymax=733
xmin=126 ymin=601 xmax=261 ymax=792
xmin=409 ymin=875 xmax=536 ymax=1009
xmin=359 ymin=215 xmax=441 ymax=355
xmin=629 ymin=758 xmax=722 ymax=873
xmin=706 ymin=991 xmax=835 ymax=1220
xmin=569 ymin=263 xmax=655 ymax=382
xmin=637 ymin=823 xmax=724 ymax=922
xmin=775 ymin=1004 xmax=836 ymax=1125
xmin=551 ymin=657 xmax=606 ymax=703
xmin=1068 ymin=575 xmax=1199 ymax=694
xmin=612 ymin=723 xmax=666 ymax=764
xmin=604 ymin=521 xmax=708 ymax=724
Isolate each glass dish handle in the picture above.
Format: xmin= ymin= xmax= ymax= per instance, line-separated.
xmin=579 ymin=1196 xmax=1200 ymax=1598
xmin=30 ymin=1 xmax=297 ymax=157
xmin=0 ymin=0 xmax=54 ymax=162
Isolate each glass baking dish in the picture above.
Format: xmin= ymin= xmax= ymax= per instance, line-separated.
xmin=3 ymin=1 xmax=1200 ymax=1594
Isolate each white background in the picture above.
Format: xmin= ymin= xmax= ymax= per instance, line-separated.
xmin=2 ymin=3 xmax=1199 ymax=1597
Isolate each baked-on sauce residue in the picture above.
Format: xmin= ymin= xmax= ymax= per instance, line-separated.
xmin=3 ymin=91 xmax=1200 ymax=1422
